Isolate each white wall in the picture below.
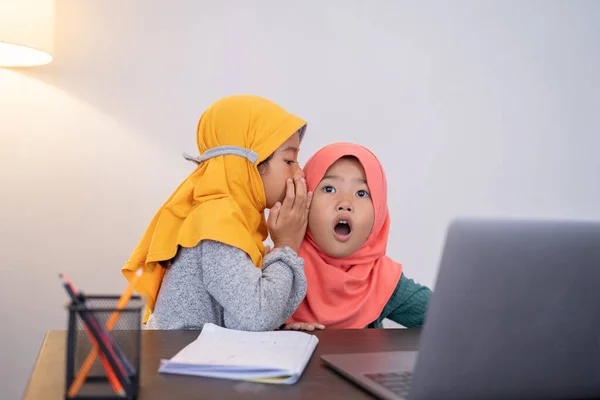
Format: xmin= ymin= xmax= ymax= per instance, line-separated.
xmin=2 ymin=0 xmax=599 ymax=398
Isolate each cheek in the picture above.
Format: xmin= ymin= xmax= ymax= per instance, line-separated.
xmin=261 ymin=173 xmax=285 ymax=206
xmin=307 ymin=207 xmax=321 ymax=230
xmin=308 ymin=212 xmax=333 ymax=251
xmin=261 ymin=174 xmax=274 ymax=193
xmin=273 ymin=168 xmax=295 ymax=193
xmin=308 ymin=198 xmax=329 ymax=230
xmin=356 ymin=204 xmax=375 ymax=239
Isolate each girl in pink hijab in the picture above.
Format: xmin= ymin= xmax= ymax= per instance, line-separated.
xmin=286 ymin=142 xmax=431 ymax=330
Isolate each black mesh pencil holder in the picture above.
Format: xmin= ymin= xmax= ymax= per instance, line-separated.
xmin=65 ymin=295 xmax=143 ymax=400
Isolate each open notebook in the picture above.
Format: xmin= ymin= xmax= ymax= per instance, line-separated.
xmin=158 ymin=323 xmax=319 ymax=384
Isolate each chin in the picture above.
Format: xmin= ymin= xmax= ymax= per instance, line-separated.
xmin=323 ymin=246 xmax=354 ymax=259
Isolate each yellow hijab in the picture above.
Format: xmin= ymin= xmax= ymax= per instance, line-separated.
xmin=121 ymin=94 xmax=307 ymax=323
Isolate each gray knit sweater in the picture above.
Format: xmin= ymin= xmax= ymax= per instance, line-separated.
xmin=145 ymin=240 xmax=306 ymax=331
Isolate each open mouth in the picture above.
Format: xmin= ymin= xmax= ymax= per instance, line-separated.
xmin=333 ymin=217 xmax=352 ymax=242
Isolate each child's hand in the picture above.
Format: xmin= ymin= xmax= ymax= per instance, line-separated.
xmin=283 ymin=322 xmax=325 ymax=331
xmin=267 ymin=177 xmax=313 ymax=253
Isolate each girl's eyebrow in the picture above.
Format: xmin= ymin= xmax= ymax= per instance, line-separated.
xmin=322 ymin=174 xmax=367 ymax=184
xmin=281 ymin=146 xmax=299 ymax=153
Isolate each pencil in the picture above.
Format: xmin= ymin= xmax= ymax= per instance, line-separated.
xmin=61 ymin=274 xmax=127 ymax=398
xmin=67 ymin=267 xmax=143 ymax=397
xmin=76 ymin=322 xmax=126 ymax=397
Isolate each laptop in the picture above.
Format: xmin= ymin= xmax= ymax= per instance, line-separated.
xmin=321 ymin=217 xmax=600 ymax=400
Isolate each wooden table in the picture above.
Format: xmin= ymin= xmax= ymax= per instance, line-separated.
xmin=24 ymin=328 xmax=421 ymax=399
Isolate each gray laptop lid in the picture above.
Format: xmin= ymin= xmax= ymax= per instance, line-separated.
xmin=410 ymin=218 xmax=600 ymax=400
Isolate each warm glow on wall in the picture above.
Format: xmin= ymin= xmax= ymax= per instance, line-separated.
xmin=0 ymin=0 xmax=54 ymax=67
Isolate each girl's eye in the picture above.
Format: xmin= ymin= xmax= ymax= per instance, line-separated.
xmin=285 ymin=160 xmax=296 ymax=165
xmin=323 ymin=185 xmax=336 ymax=194
xmin=356 ymin=190 xmax=369 ymax=198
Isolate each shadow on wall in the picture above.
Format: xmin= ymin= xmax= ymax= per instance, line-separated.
xmin=0 ymin=67 xmax=189 ymax=400
xmin=18 ymin=0 xmax=296 ymax=155
xmin=19 ymin=0 xmax=203 ymax=150
xmin=17 ymin=0 xmax=347 ymax=157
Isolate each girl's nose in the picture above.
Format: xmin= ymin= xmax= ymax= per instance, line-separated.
xmin=337 ymin=199 xmax=353 ymax=213
xmin=294 ymin=164 xmax=305 ymax=179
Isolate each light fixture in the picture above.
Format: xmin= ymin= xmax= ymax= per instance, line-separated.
xmin=0 ymin=0 xmax=54 ymax=67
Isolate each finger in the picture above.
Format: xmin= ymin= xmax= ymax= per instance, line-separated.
xmin=306 ymin=191 xmax=313 ymax=211
xmin=314 ymin=323 xmax=325 ymax=330
xmin=280 ymin=179 xmax=295 ymax=212
xmin=305 ymin=324 xmax=316 ymax=331
xmin=302 ymin=191 xmax=313 ymax=223
xmin=267 ymin=202 xmax=281 ymax=229
xmin=294 ymin=177 xmax=307 ymax=212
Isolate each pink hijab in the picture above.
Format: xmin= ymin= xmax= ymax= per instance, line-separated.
xmin=289 ymin=143 xmax=402 ymax=328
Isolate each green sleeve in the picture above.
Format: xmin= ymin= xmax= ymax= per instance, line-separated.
xmin=368 ymin=273 xmax=432 ymax=328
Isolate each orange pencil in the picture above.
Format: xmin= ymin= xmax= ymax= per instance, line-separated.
xmin=67 ymin=267 xmax=143 ymax=397
xmin=81 ymin=327 xmax=126 ymax=397
xmin=61 ymin=273 xmax=125 ymax=398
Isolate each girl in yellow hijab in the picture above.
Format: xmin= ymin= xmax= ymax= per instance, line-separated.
xmin=122 ymin=94 xmax=312 ymax=330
